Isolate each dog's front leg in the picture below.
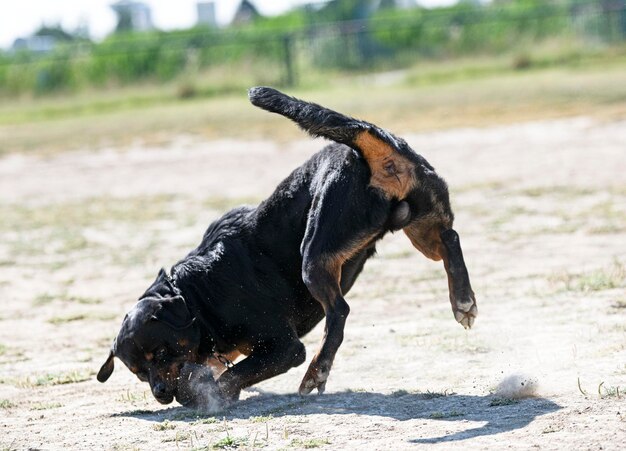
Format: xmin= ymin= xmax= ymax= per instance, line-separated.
xmin=216 ymin=336 xmax=306 ymax=401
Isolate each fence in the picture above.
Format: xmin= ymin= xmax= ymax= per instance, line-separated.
xmin=0 ymin=0 xmax=625 ymax=95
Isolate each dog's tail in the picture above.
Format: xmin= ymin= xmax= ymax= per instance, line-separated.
xmin=248 ymin=87 xmax=402 ymax=161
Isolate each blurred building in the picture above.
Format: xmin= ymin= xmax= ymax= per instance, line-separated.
xmin=11 ymin=25 xmax=82 ymax=54
xmin=11 ymin=36 xmax=56 ymax=53
xmin=379 ymin=0 xmax=416 ymax=9
xmin=197 ymin=1 xmax=218 ymax=27
xmin=232 ymin=0 xmax=261 ymax=26
xmin=111 ymin=1 xmax=153 ymax=32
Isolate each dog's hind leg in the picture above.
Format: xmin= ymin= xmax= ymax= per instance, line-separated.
xmin=299 ymin=259 xmax=349 ymax=395
xmin=298 ymin=176 xmax=383 ymax=395
xmin=216 ymin=335 xmax=306 ymax=401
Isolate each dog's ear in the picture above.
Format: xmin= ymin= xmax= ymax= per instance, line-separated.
xmin=142 ymin=268 xmax=175 ymax=298
xmin=152 ymin=295 xmax=195 ymax=330
xmin=97 ymin=350 xmax=115 ymax=383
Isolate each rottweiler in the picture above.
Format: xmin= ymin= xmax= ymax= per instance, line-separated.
xmin=97 ymin=87 xmax=476 ymax=407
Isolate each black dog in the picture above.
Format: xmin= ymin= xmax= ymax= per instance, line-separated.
xmin=97 ymin=87 xmax=476 ymax=407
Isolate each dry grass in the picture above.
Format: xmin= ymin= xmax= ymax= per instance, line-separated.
xmin=1 ymin=58 xmax=625 ymax=156
xmin=2 ymin=370 xmax=95 ymax=388
xmin=549 ymin=261 xmax=626 ymax=293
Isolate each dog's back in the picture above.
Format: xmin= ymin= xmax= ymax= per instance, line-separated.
xmin=169 ymin=143 xmax=377 ymax=350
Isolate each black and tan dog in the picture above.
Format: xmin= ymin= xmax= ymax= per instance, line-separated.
xmin=97 ymin=87 xmax=476 ymax=407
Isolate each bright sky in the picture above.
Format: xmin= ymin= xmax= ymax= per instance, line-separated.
xmin=0 ymin=0 xmax=457 ymax=49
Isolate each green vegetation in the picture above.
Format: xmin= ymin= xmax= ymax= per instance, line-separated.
xmin=290 ymin=438 xmax=331 ymax=448
xmin=47 ymin=312 xmax=116 ymax=325
xmin=210 ymin=435 xmax=247 ymax=449
xmin=1 ymin=0 xmax=624 ymax=97
xmin=249 ymin=415 xmax=273 ymax=423
xmin=30 ymin=402 xmax=63 ymax=410
xmin=0 ymin=399 xmax=16 ymax=409
xmin=2 ymin=59 xmax=626 ymax=156
xmin=489 ymin=397 xmax=519 ymax=406
xmin=3 ymin=370 xmax=94 ymax=388
xmin=153 ymin=420 xmax=176 ymax=431
xmin=429 ymin=410 xmax=463 ymax=419
xmin=549 ymin=261 xmax=626 ymax=293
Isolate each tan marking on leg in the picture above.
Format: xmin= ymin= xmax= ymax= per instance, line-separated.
xmin=354 ymin=131 xmax=417 ymax=199
xmin=204 ymin=350 xmax=243 ymax=377
xmin=403 ymin=213 xmax=452 ymax=261
xmin=323 ymin=232 xmax=379 ymax=286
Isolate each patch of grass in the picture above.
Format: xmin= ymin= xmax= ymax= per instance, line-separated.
xmin=30 ymin=402 xmax=63 ymax=410
xmin=598 ymin=382 xmax=624 ymax=399
xmin=210 ymin=436 xmax=247 ymax=449
xmin=9 ymin=370 xmax=95 ymax=388
xmin=153 ymin=420 xmax=176 ymax=431
xmin=162 ymin=431 xmax=192 ymax=443
xmin=110 ymin=408 xmax=154 ymax=417
xmin=0 ymin=344 xmax=26 ymax=365
xmin=420 ymin=389 xmax=456 ymax=399
xmin=68 ymin=296 xmax=103 ymax=305
xmin=47 ymin=312 xmax=117 ymax=325
xmin=0 ymin=399 xmax=16 ymax=409
xmin=0 ymin=194 xmax=178 ymax=232
xmin=249 ymin=415 xmax=273 ymax=423
xmin=117 ymin=389 xmax=148 ymax=403
xmin=47 ymin=314 xmax=88 ymax=324
xmin=391 ymin=389 xmax=410 ymax=397
xmin=489 ymin=397 xmax=519 ymax=407
xmin=33 ymin=293 xmax=56 ymax=306
xmin=518 ymin=186 xmax=597 ymax=198
xmin=192 ymin=417 xmax=219 ymax=425
xmin=290 ymin=438 xmax=331 ymax=449
xmin=549 ymin=261 xmax=625 ymax=293
xmin=429 ymin=410 xmax=464 ymax=419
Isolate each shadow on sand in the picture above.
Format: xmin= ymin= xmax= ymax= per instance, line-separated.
xmin=115 ymin=390 xmax=561 ymax=443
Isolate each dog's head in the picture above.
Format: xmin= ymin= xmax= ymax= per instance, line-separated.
xmin=97 ymin=270 xmax=202 ymax=404
xmin=249 ymin=87 xmax=476 ymax=328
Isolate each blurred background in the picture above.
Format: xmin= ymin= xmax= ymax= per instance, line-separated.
xmin=1 ymin=0 xmax=626 ymax=154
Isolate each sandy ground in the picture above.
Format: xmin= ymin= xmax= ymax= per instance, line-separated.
xmin=0 ymin=117 xmax=625 ymax=450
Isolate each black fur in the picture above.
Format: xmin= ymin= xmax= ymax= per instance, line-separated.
xmin=98 ymin=88 xmax=475 ymax=408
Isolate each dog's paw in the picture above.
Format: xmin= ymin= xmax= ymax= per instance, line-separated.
xmin=453 ymin=296 xmax=477 ymax=329
xmin=298 ymin=360 xmax=330 ymax=395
